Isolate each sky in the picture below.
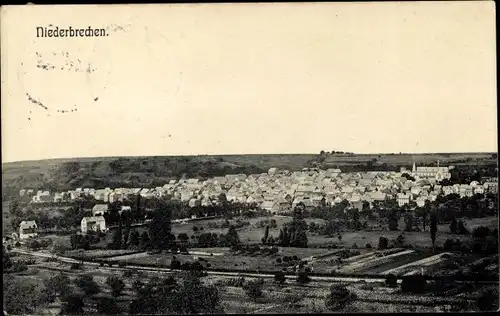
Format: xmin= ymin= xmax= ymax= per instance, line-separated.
xmin=1 ymin=1 xmax=497 ymax=163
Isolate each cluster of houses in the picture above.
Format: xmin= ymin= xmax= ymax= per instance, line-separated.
xmin=11 ymin=162 xmax=499 ymax=239
xmin=19 ymin=163 xmax=498 ymax=215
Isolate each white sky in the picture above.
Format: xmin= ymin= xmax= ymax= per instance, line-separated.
xmin=1 ymin=2 xmax=497 ymax=163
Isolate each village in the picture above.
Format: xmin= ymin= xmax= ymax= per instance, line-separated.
xmin=3 ymin=160 xmax=499 ymax=314
xmin=15 ymin=162 xmax=498 ymax=234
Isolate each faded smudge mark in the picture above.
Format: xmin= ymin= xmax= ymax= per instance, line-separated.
xmin=26 ymin=93 xmax=48 ymax=110
xmin=107 ymin=24 xmax=132 ymax=33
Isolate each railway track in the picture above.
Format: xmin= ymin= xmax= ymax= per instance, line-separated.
xmin=13 ymin=249 xmax=499 ymax=285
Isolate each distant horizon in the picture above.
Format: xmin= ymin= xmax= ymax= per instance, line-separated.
xmin=2 ymin=150 xmax=497 ymax=165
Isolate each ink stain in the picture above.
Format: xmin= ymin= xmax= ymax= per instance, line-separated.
xmin=26 ymin=93 xmax=48 ymax=110
xmin=94 ymin=97 xmax=99 ymax=102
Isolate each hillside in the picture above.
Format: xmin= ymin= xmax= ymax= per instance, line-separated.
xmin=2 ymin=152 xmax=497 ymax=200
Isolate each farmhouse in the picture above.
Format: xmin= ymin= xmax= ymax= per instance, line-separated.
xmin=19 ymin=221 xmax=38 ymax=239
xmin=92 ymin=204 xmax=109 ymax=216
xmin=81 ymin=216 xmax=107 ymax=234
xmin=397 ymin=193 xmax=411 ymax=207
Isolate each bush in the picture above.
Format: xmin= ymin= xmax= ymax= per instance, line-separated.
xmin=274 ymin=271 xmax=286 ymax=284
xmin=378 ymin=237 xmax=389 ymax=250
xmin=296 ymin=271 xmax=311 ymax=284
xmin=325 ymin=284 xmax=357 ymax=311
xmin=70 ymin=263 xmax=82 ymax=270
xmin=385 ymin=274 xmax=398 ymax=287
xmin=118 ymin=261 xmax=126 ymax=268
xmin=352 ymin=243 xmax=358 ymax=249
xmin=401 ymin=275 xmax=427 ymax=293
xmin=106 ymin=275 xmax=125 ymax=297
xmin=365 ymin=243 xmax=372 ymax=249
xmin=74 ymin=274 xmax=100 ymax=296
xmin=123 ymin=270 xmax=133 ymax=278
xmin=242 ymin=279 xmax=264 ymax=299
xmin=276 ymin=258 xmax=282 ymax=264
xmin=226 ymin=277 xmax=245 ymax=287
xmin=170 ymin=257 xmax=181 ymax=269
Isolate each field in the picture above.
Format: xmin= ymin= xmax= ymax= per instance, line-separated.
xmin=7 ymin=261 xmax=460 ymax=315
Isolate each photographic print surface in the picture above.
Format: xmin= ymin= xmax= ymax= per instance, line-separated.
xmin=1 ymin=1 xmax=498 ymax=314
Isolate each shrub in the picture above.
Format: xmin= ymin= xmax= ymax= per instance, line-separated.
xmin=325 ymin=284 xmax=357 ymax=311
xmin=123 ymin=270 xmax=133 ymax=278
xmin=226 ymin=277 xmax=245 ymax=287
xmin=106 ymin=275 xmax=125 ymax=297
xmin=74 ymin=274 xmax=100 ymax=296
xmin=385 ymin=274 xmax=398 ymax=287
xmin=274 ymin=271 xmax=286 ymax=284
xmin=170 ymin=257 xmax=181 ymax=269
xmin=401 ymin=275 xmax=427 ymax=294
xmin=70 ymin=263 xmax=82 ymax=270
xmin=365 ymin=243 xmax=372 ymax=249
xmin=118 ymin=261 xmax=126 ymax=268
xmin=378 ymin=237 xmax=389 ymax=250
xmin=242 ymin=279 xmax=264 ymax=299
xmin=276 ymin=258 xmax=282 ymax=264
xmin=352 ymin=243 xmax=358 ymax=249
xmin=296 ymin=271 xmax=311 ymax=284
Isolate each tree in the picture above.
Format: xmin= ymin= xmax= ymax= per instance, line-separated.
xmin=404 ymin=214 xmax=414 ymax=232
xmin=476 ymin=287 xmax=499 ymax=311
xmin=261 ymin=225 xmax=269 ymax=245
xmin=106 ymin=275 xmax=125 ymax=297
xmin=140 ymin=231 xmax=150 ymax=248
xmin=289 ymin=204 xmax=308 ymax=247
xmin=457 ymin=220 xmax=469 ymax=235
xmin=170 ymin=256 xmax=181 ymax=269
xmin=325 ymin=284 xmax=357 ymax=311
xmin=51 ymin=241 xmax=69 ymax=256
xmin=109 ymin=223 xmax=122 ymax=250
xmin=74 ymin=274 xmax=100 ymax=296
xmin=297 ymin=270 xmax=311 ymax=284
xmin=274 ymin=270 xmax=286 ymax=285
xmin=4 ymin=275 xmax=45 ymax=315
xmin=43 ymin=274 xmax=71 ymax=302
xmin=226 ymin=225 xmax=241 ymax=248
xmin=378 ymin=236 xmax=389 ymax=250
xmin=388 ymin=212 xmax=399 ymax=231
xmin=242 ymin=279 xmax=264 ymax=300
xmin=178 ymin=233 xmax=189 ymax=246
xmin=450 ymin=217 xmax=458 ymax=234
xmin=430 ymin=212 xmax=438 ymax=251
xmin=401 ymin=275 xmax=427 ymax=293
xmin=385 ymin=274 xmax=398 ymax=288
xmin=60 ymin=294 xmax=85 ymax=315
xmin=396 ymin=233 xmax=406 ymax=247
xmin=129 ymin=229 xmax=140 ymax=247
xmin=149 ymin=208 xmax=173 ymax=250
xmin=337 ymin=235 xmax=342 ymax=243
xmin=96 ymin=297 xmax=121 ymax=315
xmin=122 ymin=226 xmax=131 ymax=248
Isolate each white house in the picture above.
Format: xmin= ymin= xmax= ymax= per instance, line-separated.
xmin=81 ymin=216 xmax=107 ymax=234
xmin=19 ymin=221 xmax=38 ymax=239
xmin=92 ymin=204 xmax=109 ymax=216
xmin=397 ymin=193 xmax=411 ymax=207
